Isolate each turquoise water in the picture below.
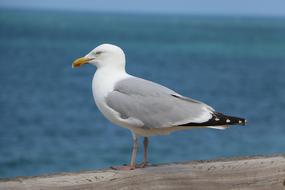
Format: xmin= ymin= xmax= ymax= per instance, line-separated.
xmin=0 ymin=9 xmax=285 ymax=178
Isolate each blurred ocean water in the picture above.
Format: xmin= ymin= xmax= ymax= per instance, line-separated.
xmin=0 ymin=9 xmax=285 ymax=178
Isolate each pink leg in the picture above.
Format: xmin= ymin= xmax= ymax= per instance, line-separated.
xmin=111 ymin=133 xmax=139 ymax=170
xmin=140 ymin=137 xmax=149 ymax=168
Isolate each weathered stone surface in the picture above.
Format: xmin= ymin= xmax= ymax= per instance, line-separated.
xmin=1 ymin=155 xmax=285 ymax=190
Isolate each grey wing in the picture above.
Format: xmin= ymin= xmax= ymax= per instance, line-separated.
xmin=105 ymin=77 xmax=214 ymax=129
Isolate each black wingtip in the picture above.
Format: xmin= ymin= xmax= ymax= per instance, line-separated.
xmin=214 ymin=112 xmax=247 ymax=126
xmin=243 ymin=119 xmax=248 ymax=126
xmin=237 ymin=118 xmax=247 ymax=126
xmin=179 ymin=112 xmax=247 ymax=127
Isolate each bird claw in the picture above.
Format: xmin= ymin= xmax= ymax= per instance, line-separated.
xmin=110 ymin=165 xmax=136 ymax=170
xmin=110 ymin=162 xmax=149 ymax=170
xmin=138 ymin=161 xmax=149 ymax=168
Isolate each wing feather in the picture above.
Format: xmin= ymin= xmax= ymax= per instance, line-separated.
xmin=105 ymin=77 xmax=213 ymax=129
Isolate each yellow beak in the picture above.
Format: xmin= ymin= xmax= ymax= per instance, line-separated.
xmin=72 ymin=57 xmax=94 ymax=68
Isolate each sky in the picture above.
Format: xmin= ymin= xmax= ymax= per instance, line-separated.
xmin=1 ymin=0 xmax=285 ymax=17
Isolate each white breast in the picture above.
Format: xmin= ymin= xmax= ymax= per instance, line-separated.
xmin=92 ymin=67 xmax=130 ymax=126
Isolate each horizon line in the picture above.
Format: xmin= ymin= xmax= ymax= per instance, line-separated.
xmin=1 ymin=6 xmax=285 ymax=19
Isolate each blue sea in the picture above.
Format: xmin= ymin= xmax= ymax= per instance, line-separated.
xmin=0 ymin=9 xmax=285 ymax=178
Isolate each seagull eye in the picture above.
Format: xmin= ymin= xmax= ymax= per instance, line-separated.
xmin=96 ymin=51 xmax=102 ymax=55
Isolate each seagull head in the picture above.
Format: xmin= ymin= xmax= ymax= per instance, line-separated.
xmin=72 ymin=44 xmax=126 ymax=69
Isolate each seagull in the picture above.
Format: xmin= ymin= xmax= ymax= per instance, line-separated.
xmin=72 ymin=44 xmax=246 ymax=170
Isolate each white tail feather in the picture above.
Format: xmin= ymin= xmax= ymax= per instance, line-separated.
xmin=207 ymin=125 xmax=228 ymax=130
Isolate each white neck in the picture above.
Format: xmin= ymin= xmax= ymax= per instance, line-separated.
xmin=92 ymin=66 xmax=129 ymax=105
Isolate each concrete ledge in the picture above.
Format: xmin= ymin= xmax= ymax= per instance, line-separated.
xmin=1 ymin=155 xmax=285 ymax=190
